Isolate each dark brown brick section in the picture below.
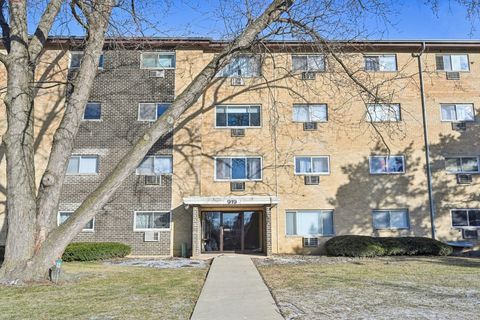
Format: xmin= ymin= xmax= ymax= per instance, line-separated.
xmin=59 ymin=49 xmax=176 ymax=255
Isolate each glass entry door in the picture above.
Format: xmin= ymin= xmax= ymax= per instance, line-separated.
xmin=202 ymin=211 xmax=262 ymax=253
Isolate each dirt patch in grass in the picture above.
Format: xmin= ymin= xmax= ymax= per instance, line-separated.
xmin=0 ymin=261 xmax=208 ymax=320
xmin=256 ymin=256 xmax=480 ymax=320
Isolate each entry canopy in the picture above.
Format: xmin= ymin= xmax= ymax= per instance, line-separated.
xmin=183 ymin=196 xmax=280 ymax=207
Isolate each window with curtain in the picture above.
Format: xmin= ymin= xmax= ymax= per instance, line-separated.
xmin=294 ymin=156 xmax=329 ymax=175
xmin=291 ymin=55 xmax=325 ymax=72
xmin=292 ymin=104 xmax=327 ymax=122
xmin=136 ymin=156 xmax=173 ymax=175
xmin=369 ymin=156 xmax=405 ymax=174
xmin=436 ymin=54 xmax=469 ymax=71
xmin=440 ymin=104 xmax=475 ymax=121
xmin=58 ymin=211 xmax=94 ymax=231
xmin=138 ymin=103 xmax=171 ymax=121
xmin=366 ymin=104 xmax=401 ymax=122
xmin=216 ymin=105 xmax=261 ymax=127
xmin=364 ymin=55 xmax=397 ymax=71
xmin=83 ymin=102 xmax=102 ymax=120
xmin=215 ymin=157 xmax=262 ymax=181
xmin=140 ymin=52 xmax=175 ymax=69
xmin=134 ymin=211 xmax=171 ymax=230
xmin=217 ymin=55 xmax=261 ymax=77
xmin=445 ymin=157 xmax=479 ymax=173
xmin=66 ymin=155 xmax=98 ymax=174
xmin=286 ymin=210 xmax=334 ymax=236
xmin=451 ymin=209 xmax=480 ymax=228
xmin=372 ymin=210 xmax=409 ymax=230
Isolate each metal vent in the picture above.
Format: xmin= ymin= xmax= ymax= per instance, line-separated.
xmin=231 ymin=128 xmax=245 ymax=137
xmin=303 ymin=237 xmax=319 ymax=247
xmin=303 ymin=122 xmax=317 ymax=131
xmin=304 ymin=175 xmax=320 ymax=185
xmin=145 ymin=175 xmax=162 ymax=185
xmin=452 ymin=121 xmax=467 ymax=131
xmin=301 ymin=72 xmax=316 ymax=80
xmin=148 ymin=70 xmax=165 ymax=78
xmin=230 ymin=181 xmax=245 ymax=191
xmin=231 ymin=77 xmax=245 ymax=86
xmin=446 ymin=72 xmax=460 ymax=80
xmin=144 ymin=231 xmax=160 ymax=242
xmin=462 ymin=229 xmax=479 ymax=240
xmin=457 ymin=174 xmax=473 ymax=185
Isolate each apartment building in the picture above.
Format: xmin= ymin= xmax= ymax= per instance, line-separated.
xmin=1 ymin=38 xmax=479 ymax=256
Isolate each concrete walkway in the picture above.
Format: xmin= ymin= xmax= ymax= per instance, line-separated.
xmin=191 ymin=255 xmax=283 ymax=320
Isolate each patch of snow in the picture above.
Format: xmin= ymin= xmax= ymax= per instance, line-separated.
xmin=104 ymin=258 xmax=210 ymax=269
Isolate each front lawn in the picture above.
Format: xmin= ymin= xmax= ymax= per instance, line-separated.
xmin=256 ymin=256 xmax=480 ymax=319
xmin=0 ymin=261 xmax=208 ymax=320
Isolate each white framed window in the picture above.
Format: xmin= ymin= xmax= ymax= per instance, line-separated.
xmin=451 ymin=209 xmax=480 ymax=228
xmin=294 ymin=156 xmax=330 ymax=175
xmin=69 ymin=51 xmax=104 ymax=69
xmin=217 ymin=54 xmax=261 ymax=78
xmin=366 ymin=104 xmax=401 ymax=122
xmin=369 ymin=156 xmax=405 ymax=174
xmin=291 ymin=55 xmax=325 ymax=72
xmin=215 ymin=156 xmax=262 ymax=181
xmin=440 ymin=104 xmax=475 ymax=122
xmin=134 ymin=211 xmax=171 ymax=231
xmin=66 ymin=155 xmax=99 ymax=174
xmin=136 ymin=156 xmax=173 ymax=176
xmin=286 ymin=210 xmax=334 ymax=236
xmin=83 ymin=102 xmax=102 ymax=121
xmin=140 ymin=52 xmax=175 ymax=69
xmin=138 ymin=103 xmax=171 ymax=121
xmin=445 ymin=157 xmax=479 ymax=174
xmin=372 ymin=209 xmax=409 ymax=230
xmin=215 ymin=105 xmax=261 ymax=127
xmin=292 ymin=104 xmax=328 ymax=122
xmin=58 ymin=211 xmax=94 ymax=232
xmin=364 ymin=55 xmax=397 ymax=71
xmin=436 ymin=54 xmax=469 ymax=72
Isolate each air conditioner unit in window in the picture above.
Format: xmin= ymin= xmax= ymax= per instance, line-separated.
xmin=145 ymin=175 xmax=162 ymax=186
xmin=304 ymin=175 xmax=320 ymax=185
xmin=462 ymin=229 xmax=479 ymax=240
xmin=303 ymin=237 xmax=319 ymax=247
xmin=231 ymin=128 xmax=245 ymax=137
xmin=301 ymin=72 xmax=316 ymax=80
xmin=457 ymin=174 xmax=473 ymax=185
xmin=149 ymin=70 xmax=165 ymax=78
xmin=231 ymin=77 xmax=245 ymax=86
xmin=452 ymin=121 xmax=467 ymax=131
xmin=303 ymin=122 xmax=317 ymax=131
xmin=230 ymin=181 xmax=245 ymax=192
xmin=144 ymin=231 xmax=160 ymax=242
xmin=446 ymin=72 xmax=460 ymax=80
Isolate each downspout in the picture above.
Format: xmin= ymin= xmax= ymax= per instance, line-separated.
xmin=412 ymin=42 xmax=436 ymax=239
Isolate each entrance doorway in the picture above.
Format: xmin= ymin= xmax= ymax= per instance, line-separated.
xmin=202 ymin=211 xmax=262 ymax=253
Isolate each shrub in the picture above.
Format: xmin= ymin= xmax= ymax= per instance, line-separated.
xmin=62 ymin=242 xmax=131 ymax=262
xmin=325 ymin=236 xmax=452 ymax=257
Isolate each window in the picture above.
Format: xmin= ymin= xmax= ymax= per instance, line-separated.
xmin=136 ymin=156 xmax=172 ymax=176
xmin=140 ymin=52 xmax=175 ymax=69
xmin=294 ymin=156 xmax=330 ymax=175
xmin=372 ymin=209 xmax=409 ymax=230
xmin=292 ymin=104 xmax=327 ymax=122
xmin=366 ymin=104 xmax=401 ymax=122
xmin=364 ymin=55 xmax=397 ymax=71
xmin=66 ymin=155 xmax=98 ymax=174
xmin=215 ymin=157 xmax=262 ymax=181
xmin=286 ymin=210 xmax=334 ymax=236
xmin=216 ymin=105 xmax=261 ymax=127
xmin=69 ymin=52 xmax=104 ymax=69
xmin=436 ymin=54 xmax=469 ymax=72
xmin=445 ymin=157 xmax=479 ymax=174
xmin=440 ymin=104 xmax=475 ymax=122
xmin=83 ymin=102 xmax=102 ymax=120
xmin=217 ymin=55 xmax=261 ymax=78
xmin=138 ymin=103 xmax=171 ymax=121
xmin=291 ymin=55 xmax=325 ymax=72
xmin=58 ymin=211 xmax=94 ymax=231
xmin=134 ymin=211 xmax=171 ymax=230
xmin=451 ymin=209 xmax=480 ymax=228
xmin=369 ymin=156 xmax=405 ymax=174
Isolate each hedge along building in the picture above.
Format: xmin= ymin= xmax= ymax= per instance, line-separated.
xmin=0 ymin=38 xmax=479 ymax=256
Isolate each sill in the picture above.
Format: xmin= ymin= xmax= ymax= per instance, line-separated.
xmin=436 ymin=70 xmax=470 ymax=73
xmin=215 ymin=126 xmax=262 ymax=129
xmin=134 ymin=229 xmax=171 ymax=232
xmin=214 ymin=179 xmax=263 ymax=182
xmin=285 ymin=234 xmax=334 ymax=238
xmin=441 ymin=120 xmax=475 ymax=123
xmin=140 ymin=67 xmax=176 ymax=70
xmin=81 ymin=230 xmax=95 ymax=233
xmin=65 ymin=173 xmax=99 ymax=176
xmin=82 ymin=119 xmax=103 ymax=122
xmin=446 ymin=172 xmax=479 ymax=175
xmin=374 ymin=228 xmax=410 ymax=231
xmin=294 ymin=173 xmax=330 ymax=176
xmin=364 ymin=70 xmax=398 ymax=73
xmin=370 ymin=172 xmax=406 ymax=175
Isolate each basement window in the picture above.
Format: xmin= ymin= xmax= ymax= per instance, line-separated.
xmin=451 ymin=209 xmax=480 ymax=228
xmin=372 ymin=209 xmax=409 ymax=230
xmin=58 ymin=211 xmax=94 ymax=231
xmin=66 ymin=155 xmax=99 ymax=174
xmin=286 ymin=210 xmax=334 ymax=236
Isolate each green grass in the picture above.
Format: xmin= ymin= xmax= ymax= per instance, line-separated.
xmin=0 ymin=262 xmax=208 ymax=320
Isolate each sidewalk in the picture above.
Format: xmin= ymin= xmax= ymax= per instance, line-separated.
xmin=191 ymin=255 xmax=284 ymax=320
